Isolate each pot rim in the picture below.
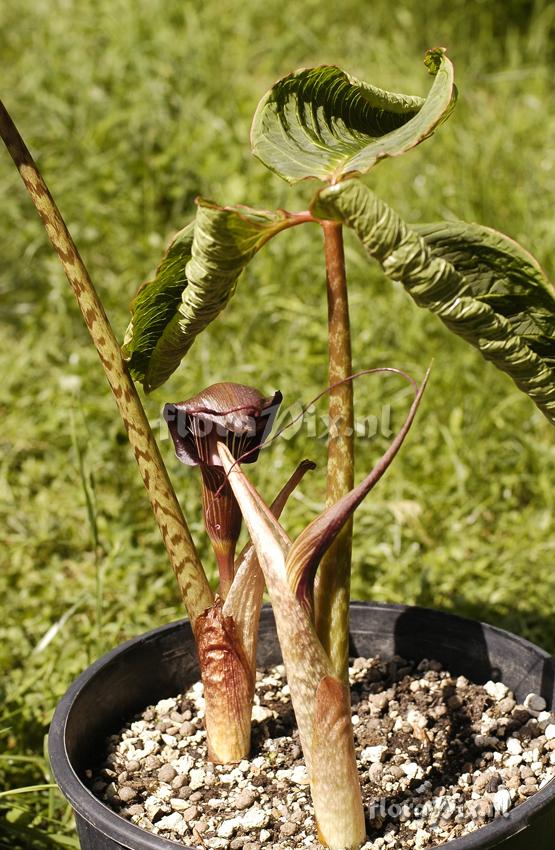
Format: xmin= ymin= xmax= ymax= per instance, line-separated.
xmin=49 ymin=601 xmax=555 ymax=850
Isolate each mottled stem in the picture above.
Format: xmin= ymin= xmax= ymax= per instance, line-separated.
xmin=315 ymin=221 xmax=354 ymax=682
xmin=0 ymin=100 xmax=213 ymax=624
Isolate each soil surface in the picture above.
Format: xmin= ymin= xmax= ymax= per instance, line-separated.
xmin=87 ymin=656 xmax=555 ymax=849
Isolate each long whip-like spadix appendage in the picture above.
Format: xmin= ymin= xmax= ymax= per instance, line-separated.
xmin=289 ymin=368 xmax=429 ymax=612
xmin=218 ymin=369 xmax=428 ymax=849
xmin=0 ymin=100 xmax=213 ymax=625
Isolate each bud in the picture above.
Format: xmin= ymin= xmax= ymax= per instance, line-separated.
xmin=164 ymin=383 xmax=281 ymax=597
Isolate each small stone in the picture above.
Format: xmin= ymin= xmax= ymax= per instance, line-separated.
xmin=218 ymin=817 xmax=241 ymax=838
xmin=173 ymin=755 xmax=194 ymax=775
xmin=544 ymin=724 xmax=555 ymax=740
xmin=104 ymin=782 xmax=120 ymax=802
xmin=401 ymin=762 xmax=420 ymax=780
xmin=414 ymin=829 xmax=431 ymax=849
xmin=486 ymin=773 xmax=501 ymax=793
xmin=498 ymin=697 xmax=516 ymax=716
xmin=157 ymin=811 xmax=186 ymax=834
xmin=182 ymin=805 xmax=198 ymax=822
xmin=118 ymin=786 xmax=137 ymax=803
xmin=241 ymin=807 xmax=270 ymax=830
xmin=100 ymin=768 xmax=116 ymax=781
xmin=127 ymin=804 xmax=144 ymax=816
xmin=125 ymin=760 xmax=140 ymax=773
xmin=179 ymin=722 xmax=196 ymax=736
xmin=234 ymin=789 xmax=257 ymax=810
xmin=484 ymin=681 xmax=509 ymax=701
xmin=178 ymin=786 xmax=193 ymax=801
xmin=251 ymin=705 xmax=273 ymax=723
xmin=169 ymin=798 xmax=191 ymax=811
xmin=290 ymin=765 xmax=309 ymax=784
xmin=157 ymin=764 xmax=177 ymax=783
xmin=361 ymin=745 xmax=387 ymax=765
xmin=368 ymin=692 xmax=389 ymax=713
xmin=473 ymin=773 xmax=490 ymax=793
xmin=387 ymin=766 xmax=405 ymax=781
xmin=492 ymin=787 xmax=512 ymax=815
xmin=474 ymin=734 xmax=498 ymax=749
xmin=507 ymin=738 xmax=522 ymax=755
xmin=189 ymin=768 xmax=206 ymax=790
xmin=280 ymin=821 xmax=298 ymax=836
xmin=368 ymin=763 xmax=384 ymax=782
xmin=143 ymin=755 xmax=161 ymax=772
xmin=144 ymin=795 xmax=165 ymax=819
xmin=524 ymin=693 xmax=547 ymax=714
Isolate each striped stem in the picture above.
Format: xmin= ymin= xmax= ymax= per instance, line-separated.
xmin=315 ymin=221 xmax=355 ymax=682
xmin=0 ymin=99 xmax=213 ymax=624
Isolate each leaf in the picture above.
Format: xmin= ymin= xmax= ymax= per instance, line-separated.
xmin=223 ymin=459 xmax=316 ymax=670
xmin=414 ymin=221 xmax=555 ymax=367
xmin=193 ymin=599 xmax=254 ymax=763
xmin=122 ymin=222 xmax=195 ymax=391
xmin=217 ymin=442 xmax=331 ymax=768
xmin=0 ymin=784 xmax=57 ymax=797
xmin=124 ymin=202 xmax=294 ymax=391
xmin=251 ymin=48 xmax=455 ymax=185
xmin=312 ymin=676 xmax=366 ymax=850
xmin=312 ymin=181 xmax=555 ymax=424
xmin=217 ymin=441 xmax=385 ymax=848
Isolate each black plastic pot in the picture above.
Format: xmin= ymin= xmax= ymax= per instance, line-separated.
xmin=49 ymin=602 xmax=555 ymax=850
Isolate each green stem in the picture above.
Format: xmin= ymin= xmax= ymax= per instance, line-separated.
xmin=0 ymin=99 xmax=213 ymax=625
xmin=315 ymin=220 xmax=354 ymax=682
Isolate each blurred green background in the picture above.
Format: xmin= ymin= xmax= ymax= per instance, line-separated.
xmin=1 ymin=0 xmax=555 ymax=845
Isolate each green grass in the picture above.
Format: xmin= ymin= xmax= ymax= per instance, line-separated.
xmin=1 ymin=0 xmax=555 ymax=845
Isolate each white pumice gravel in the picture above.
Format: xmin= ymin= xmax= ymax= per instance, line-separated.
xmin=87 ymin=658 xmax=555 ymax=849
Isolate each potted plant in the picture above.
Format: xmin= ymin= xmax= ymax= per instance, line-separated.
xmin=1 ymin=47 xmax=555 ymax=850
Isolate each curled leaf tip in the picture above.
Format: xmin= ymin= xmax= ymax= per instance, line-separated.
xmin=299 ymin=459 xmax=317 ymax=473
xmin=425 ymin=47 xmax=448 ymax=75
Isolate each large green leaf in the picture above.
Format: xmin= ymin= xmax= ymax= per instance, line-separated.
xmin=123 ymin=221 xmax=195 ymax=389
xmin=415 ymin=221 xmax=555 ymax=368
xmin=251 ymin=48 xmax=455 ymax=185
xmin=123 ymin=201 xmax=293 ymax=391
xmin=312 ymin=181 xmax=555 ymax=424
